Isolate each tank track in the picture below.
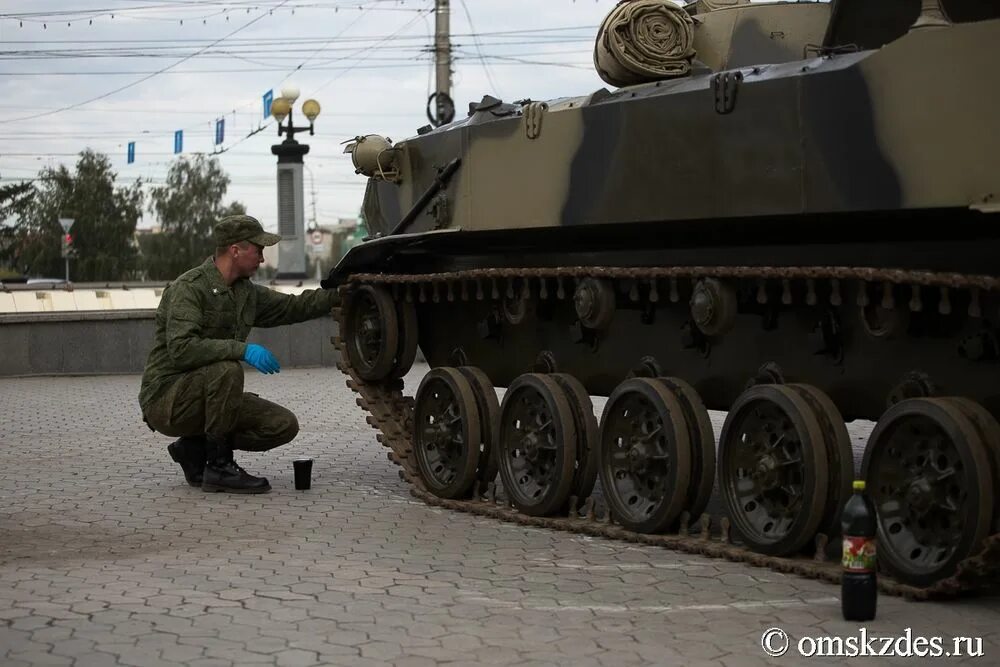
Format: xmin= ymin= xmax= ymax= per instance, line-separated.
xmin=332 ymin=265 xmax=1000 ymax=600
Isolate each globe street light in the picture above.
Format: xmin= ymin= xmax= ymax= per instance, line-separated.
xmin=270 ymin=86 xmax=321 ymax=280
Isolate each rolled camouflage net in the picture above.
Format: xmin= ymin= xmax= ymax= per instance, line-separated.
xmin=594 ymin=0 xmax=696 ymax=88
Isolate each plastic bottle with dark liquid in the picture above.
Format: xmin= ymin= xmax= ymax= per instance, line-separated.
xmin=841 ymin=479 xmax=877 ymax=621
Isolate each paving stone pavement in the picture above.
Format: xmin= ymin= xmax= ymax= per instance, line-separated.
xmin=1 ymin=364 xmax=998 ymax=667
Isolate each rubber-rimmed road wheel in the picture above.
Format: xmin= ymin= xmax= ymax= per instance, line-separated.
xmin=943 ymin=397 xmax=1000 ymax=533
xmin=654 ymin=377 xmax=715 ymax=521
xmin=550 ymin=373 xmax=599 ymax=502
xmin=344 ymin=285 xmax=399 ymax=381
xmin=413 ymin=368 xmax=481 ymax=499
xmin=719 ymin=384 xmax=829 ymax=556
xmin=389 ymin=299 xmax=419 ymax=379
xmin=599 ymin=378 xmax=692 ymax=534
xmin=787 ymin=384 xmax=854 ymax=540
xmin=457 ymin=366 xmax=500 ymax=486
xmin=498 ymin=373 xmax=577 ymax=517
xmin=862 ymin=397 xmax=993 ymax=587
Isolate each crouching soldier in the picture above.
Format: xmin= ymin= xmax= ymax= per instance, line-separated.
xmin=139 ymin=215 xmax=339 ymax=493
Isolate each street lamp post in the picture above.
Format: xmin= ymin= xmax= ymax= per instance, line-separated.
xmin=270 ymin=86 xmax=321 ymax=280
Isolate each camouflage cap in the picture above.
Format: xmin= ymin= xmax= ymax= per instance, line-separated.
xmin=213 ymin=215 xmax=281 ymax=248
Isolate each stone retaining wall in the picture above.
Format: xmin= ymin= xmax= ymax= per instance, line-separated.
xmin=0 ymin=310 xmax=339 ymax=377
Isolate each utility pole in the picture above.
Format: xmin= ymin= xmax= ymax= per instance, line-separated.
xmin=309 ymin=170 xmax=318 ymax=230
xmin=306 ymin=164 xmax=320 ymax=281
xmin=430 ymin=0 xmax=455 ymax=126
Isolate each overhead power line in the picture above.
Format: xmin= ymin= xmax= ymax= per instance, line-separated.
xmin=0 ymin=59 xmax=591 ymax=76
xmin=0 ymin=38 xmax=589 ymax=59
xmin=0 ymin=63 xmax=437 ymax=76
xmin=309 ymin=6 xmax=433 ymax=96
xmin=0 ymin=25 xmax=595 ymax=44
xmin=0 ymin=105 xmax=416 ymax=116
xmin=5 ymin=5 xmax=438 ymax=171
xmin=200 ymin=5 xmax=433 ymax=159
xmin=0 ymin=175 xmax=369 ymax=188
xmin=458 ymin=0 xmax=500 ymax=97
xmin=2 ymin=0 xmax=421 ymax=21
xmin=0 ymin=0 xmax=292 ymax=125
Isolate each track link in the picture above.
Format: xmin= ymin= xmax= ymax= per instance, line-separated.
xmin=332 ymin=266 xmax=1000 ymax=600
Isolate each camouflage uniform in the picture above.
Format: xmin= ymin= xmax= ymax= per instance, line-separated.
xmin=139 ymin=257 xmax=338 ymax=450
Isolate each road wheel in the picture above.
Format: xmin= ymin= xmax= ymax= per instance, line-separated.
xmin=719 ymin=384 xmax=828 ymax=556
xmin=862 ymin=397 xmax=992 ymax=586
xmin=654 ymin=377 xmax=715 ymax=521
xmin=389 ymin=299 xmax=419 ymax=379
xmin=498 ymin=374 xmax=577 ymax=516
xmin=344 ymin=285 xmax=399 ymax=381
xmin=599 ymin=378 xmax=691 ymax=533
xmin=458 ymin=366 xmax=500 ymax=486
xmin=550 ymin=373 xmax=599 ymax=502
xmin=413 ymin=367 xmax=481 ymax=499
xmin=787 ymin=384 xmax=854 ymax=539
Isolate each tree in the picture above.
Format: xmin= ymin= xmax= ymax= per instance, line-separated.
xmin=2 ymin=151 xmax=143 ymax=281
xmin=142 ymin=155 xmax=245 ymax=280
xmin=343 ymin=214 xmax=368 ymax=260
xmin=0 ymin=181 xmax=37 ymax=279
xmin=0 ymin=181 xmax=35 ymax=221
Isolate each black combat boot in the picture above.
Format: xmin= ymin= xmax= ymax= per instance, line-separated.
xmin=167 ymin=436 xmax=207 ymax=487
xmin=202 ymin=436 xmax=271 ymax=494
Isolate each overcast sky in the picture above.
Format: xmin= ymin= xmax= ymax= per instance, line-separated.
xmin=0 ymin=0 xmax=638 ymax=232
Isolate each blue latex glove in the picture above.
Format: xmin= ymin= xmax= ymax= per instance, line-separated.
xmin=243 ymin=343 xmax=280 ymax=374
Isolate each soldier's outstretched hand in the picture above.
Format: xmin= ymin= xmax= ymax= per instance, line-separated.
xmin=243 ymin=343 xmax=281 ymax=374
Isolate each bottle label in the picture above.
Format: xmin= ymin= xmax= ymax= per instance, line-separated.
xmin=842 ymin=536 xmax=876 ymax=572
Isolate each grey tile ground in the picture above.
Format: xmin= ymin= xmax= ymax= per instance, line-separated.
xmin=1 ymin=365 xmax=998 ymax=667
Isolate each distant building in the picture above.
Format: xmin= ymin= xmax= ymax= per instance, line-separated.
xmin=305 ymin=217 xmax=359 ymax=280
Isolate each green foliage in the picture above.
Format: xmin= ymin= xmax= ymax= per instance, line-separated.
xmin=2 ymin=152 xmax=245 ymax=282
xmin=1 ymin=151 xmax=142 ymax=280
xmin=0 ymin=181 xmax=35 ymax=220
xmin=143 ymin=155 xmax=245 ymax=280
xmin=0 ymin=181 xmax=37 ymax=276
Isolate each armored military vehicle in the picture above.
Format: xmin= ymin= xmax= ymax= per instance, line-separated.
xmin=326 ymin=0 xmax=1000 ymax=596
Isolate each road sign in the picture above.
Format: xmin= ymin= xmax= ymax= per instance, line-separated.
xmin=310 ymin=230 xmax=323 ymax=245
xmin=214 ymin=118 xmax=225 ymax=145
xmin=58 ymin=217 xmax=74 ymax=233
xmin=127 ymin=142 xmax=135 ymax=164
xmin=174 ymin=130 xmax=183 ymax=154
xmin=263 ymin=89 xmax=274 ymax=119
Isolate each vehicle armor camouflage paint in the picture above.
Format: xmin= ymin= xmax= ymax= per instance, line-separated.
xmin=324 ymin=0 xmax=1000 ymax=596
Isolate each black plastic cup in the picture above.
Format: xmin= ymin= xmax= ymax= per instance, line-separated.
xmin=293 ymin=458 xmax=313 ymax=490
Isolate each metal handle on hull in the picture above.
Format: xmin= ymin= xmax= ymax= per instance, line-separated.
xmin=388 ymin=157 xmax=462 ymax=237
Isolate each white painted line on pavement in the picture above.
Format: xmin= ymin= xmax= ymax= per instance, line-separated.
xmin=456 ymin=595 xmax=841 ymax=615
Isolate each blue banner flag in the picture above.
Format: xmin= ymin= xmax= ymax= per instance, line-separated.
xmin=215 ymin=118 xmax=225 ymax=145
xmin=263 ymin=89 xmax=274 ymax=119
xmin=127 ymin=142 xmax=135 ymax=164
xmin=174 ymin=130 xmax=183 ymax=154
